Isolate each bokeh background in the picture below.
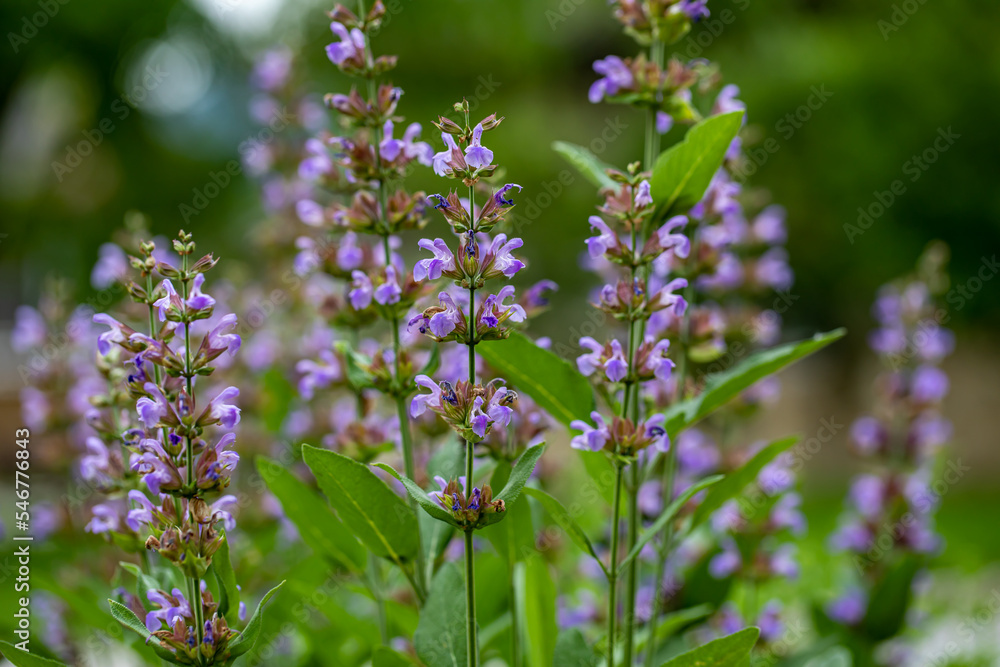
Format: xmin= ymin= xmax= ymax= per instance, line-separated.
xmin=1 ymin=0 xmax=998 ymax=656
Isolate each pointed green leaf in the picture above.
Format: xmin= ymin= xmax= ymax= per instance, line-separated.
xmin=553 ymin=629 xmax=599 ymax=667
xmin=658 ymin=627 xmax=760 ymax=667
xmin=211 ymin=531 xmax=240 ymax=622
xmin=302 ymin=445 xmax=419 ymax=564
xmin=578 ymin=449 xmax=617 ymax=504
xmin=256 ymin=456 xmax=366 ymax=572
xmin=484 ymin=461 xmax=535 ymax=563
xmin=226 ymin=581 xmax=284 ymax=658
xmin=664 ymin=329 xmax=846 ymax=437
xmin=108 ymin=599 xmax=181 ymax=663
xmin=517 ymin=558 xmax=558 ymax=667
xmin=619 ymin=474 xmax=723 ymax=573
xmin=478 ymin=332 xmax=595 ymax=426
xmin=414 ymin=564 xmax=467 ymax=667
xmin=0 ymin=642 xmax=69 ymax=667
xmin=690 ymin=436 xmax=799 ymax=530
xmin=374 ymin=462 xmax=462 ymax=527
xmin=479 ymin=443 xmax=546 ymax=527
xmin=523 ymin=487 xmax=607 ymax=577
xmin=862 ymin=555 xmax=921 ymax=641
xmin=552 ymin=141 xmax=617 ymax=190
xmin=649 ymin=111 xmax=744 ymax=215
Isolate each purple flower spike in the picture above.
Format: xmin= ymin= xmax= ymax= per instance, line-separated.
xmin=464 ymin=123 xmax=493 ymax=170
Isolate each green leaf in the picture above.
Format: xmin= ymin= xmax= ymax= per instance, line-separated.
xmin=577 ymin=449 xmax=617 ymax=504
xmin=635 ymin=604 xmax=714 ymax=656
xmin=227 ymin=581 xmax=285 ymax=658
xmin=414 ymin=564 xmax=467 ymax=667
xmin=649 ymin=111 xmax=744 ymax=215
xmin=334 ymin=341 xmax=375 ymax=390
xmin=479 ymin=443 xmax=546 ymax=527
xmin=523 ymin=487 xmax=607 ymax=577
xmin=256 ymin=456 xmax=367 ymax=572
xmin=0 ymin=642 xmax=69 ymax=667
xmin=664 ymin=329 xmax=846 ymax=438
xmin=478 ymin=332 xmax=595 ymax=426
xmin=658 ymin=627 xmax=759 ymax=667
xmin=553 ymin=629 xmax=599 ymax=667
xmin=118 ymin=561 xmax=159 ymax=611
xmin=374 ymin=462 xmax=463 ymax=528
xmin=517 ymin=558 xmax=558 ymax=667
xmin=373 ymin=646 xmax=416 ymax=666
xmin=211 ymin=531 xmax=241 ymax=622
xmin=302 ymin=445 xmax=419 ymax=564
xmin=619 ymin=475 xmax=723 ymax=573
xmin=108 ymin=599 xmax=181 ymax=663
xmin=552 ymin=140 xmax=617 ymax=190
xmin=862 ymin=555 xmax=921 ymax=641
xmin=484 ymin=461 xmax=535 ymax=563
xmin=419 ymin=510 xmax=455 ymax=581
xmin=690 ymin=436 xmax=799 ymax=530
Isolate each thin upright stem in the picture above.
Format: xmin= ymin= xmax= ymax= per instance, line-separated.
xmin=370 ymin=553 xmax=390 ymax=644
xmin=607 ymin=462 xmax=625 ymax=667
xmin=464 ymin=183 xmax=479 ymax=663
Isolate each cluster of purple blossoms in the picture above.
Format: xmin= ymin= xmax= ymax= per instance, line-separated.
xmin=90 ymin=232 xmax=250 ymax=663
xmin=827 ymin=246 xmax=953 ymax=626
xmin=407 ymin=98 xmax=553 ymax=514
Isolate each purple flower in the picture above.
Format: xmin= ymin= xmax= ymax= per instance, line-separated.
xmin=374 ymin=266 xmax=402 ymax=305
xmin=349 ymin=271 xmax=374 ymax=310
xmin=409 ymin=292 xmax=464 ymax=338
xmin=380 ymin=120 xmax=406 ymax=162
xmin=604 ymin=339 xmax=628 ymax=382
xmin=851 ymin=416 xmax=887 ymax=455
xmin=755 ymin=248 xmax=794 ymax=291
xmin=210 ymin=494 xmax=239 ymax=532
xmin=296 ymin=350 xmax=341 ymax=399
xmin=493 ymin=183 xmax=522 ymax=207
xmin=848 ymin=474 xmax=886 ymax=519
xmin=186 ymin=274 xmax=216 ymax=311
xmin=656 ymin=111 xmax=674 ymax=135
xmin=126 ymin=490 xmax=157 ymax=532
xmin=576 ymin=337 xmax=604 ymax=377
xmin=827 ymin=588 xmax=867 ymax=625
xmin=12 ymin=306 xmax=47 ymax=353
xmin=634 ymin=180 xmax=653 ymax=208
xmin=770 ymin=544 xmax=799 ymax=578
xmin=709 ymin=539 xmax=741 ymax=578
xmin=830 ymin=519 xmax=872 ymax=552
xmin=651 ymin=278 xmax=689 ymax=316
xmin=655 ymin=216 xmax=691 ymax=258
xmin=296 ymin=199 xmax=326 ymax=226
xmin=522 ymin=280 xmax=558 ymax=309
xmin=679 ymin=0 xmax=710 ymax=21
xmin=464 ymin=123 xmax=493 ymax=170
xmin=432 ymin=133 xmax=460 ymax=176
xmin=586 ymin=216 xmax=618 ymax=258
xmin=911 ymin=365 xmax=948 ymax=403
xmin=588 ymin=55 xmax=634 ymax=103
xmin=480 ymin=286 xmax=526 ymax=330
xmin=154 ymin=280 xmax=181 ymax=322
xmin=145 ymin=589 xmax=191 ymax=633
xmin=642 ymin=414 xmax=669 ymax=452
xmin=752 ymin=205 xmax=787 ymax=244
xmin=415 ymin=238 xmax=456 ymax=281
xmin=86 ymin=502 xmax=123 ymax=534
xmin=206 ymin=386 xmax=241 ymax=429
xmin=487 ymin=234 xmax=525 ymax=278
xmin=202 ymin=313 xmax=241 ymax=359
xmin=93 ymin=313 xmax=132 ymax=356
xmin=410 ymin=375 xmax=445 ymax=417
xmin=570 ymin=412 xmax=610 ymax=452
xmin=643 ymin=338 xmax=675 ymax=381
xmin=251 ymin=48 xmax=292 ymax=91
xmin=326 ymin=21 xmax=365 ymax=66
xmin=80 ymin=437 xmax=111 ymax=484
xmin=402 ymin=122 xmax=434 ymax=166
xmin=91 ymin=243 xmax=128 ymax=289
xmin=915 ymin=324 xmax=954 ymax=361
xmin=756 ymin=601 xmax=784 ymax=642
xmin=137 ymin=383 xmax=170 ymax=429
xmin=677 ymin=429 xmax=720 ymax=477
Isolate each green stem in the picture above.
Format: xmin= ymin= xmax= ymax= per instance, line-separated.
xmin=464 ymin=527 xmax=477 ymax=667
xmin=465 ymin=202 xmax=479 ymax=664
xmin=370 ymin=553 xmax=390 ymax=644
xmin=607 ymin=462 xmax=625 ymax=667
